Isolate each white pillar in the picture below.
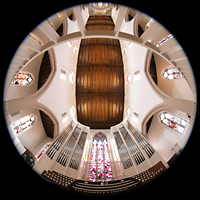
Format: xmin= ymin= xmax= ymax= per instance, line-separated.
xmin=38 ymin=20 xmax=60 ymax=43
xmin=141 ymin=21 xmax=163 ymax=44
xmin=73 ymin=6 xmax=86 ymax=36
xmin=114 ymin=6 xmax=128 ymax=35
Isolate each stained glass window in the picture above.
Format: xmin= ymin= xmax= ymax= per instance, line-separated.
xmin=11 ymin=73 xmax=33 ymax=85
xmin=162 ymin=67 xmax=183 ymax=80
xmin=12 ymin=114 xmax=35 ymax=134
xmin=89 ymin=132 xmax=112 ymax=182
xmin=159 ymin=112 xmax=187 ymax=135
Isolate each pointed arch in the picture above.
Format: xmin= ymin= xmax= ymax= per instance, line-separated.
xmin=89 ymin=132 xmax=112 ymax=182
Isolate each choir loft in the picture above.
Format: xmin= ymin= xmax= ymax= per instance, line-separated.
xmin=3 ymin=2 xmax=197 ymax=195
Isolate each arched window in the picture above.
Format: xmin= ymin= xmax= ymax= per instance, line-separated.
xmin=162 ymin=67 xmax=183 ymax=80
xmin=11 ymin=72 xmax=33 ymax=85
xmin=156 ymin=34 xmax=173 ymax=47
xmin=159 ymin=112 xmax=187 ymax=135
xmin=12 ymin=114 xmax=35 ymax=134
xmin=89 ymin=132 xmax=112 ymax=182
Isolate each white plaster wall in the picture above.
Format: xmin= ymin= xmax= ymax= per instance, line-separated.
xmin=111 ymin=6 xmax=119 ymax=25
xmin=120 ymin=17 xmax=134 ymax=35
xmin=9 ymin=108 xmax=50 ymax=156
xmin=147 ymin=109 xmax=192 ymax=162
xmin=154 ymin=53 xmax=194 ymax=101
xmin=37 ymin=40 xmax=80 ymax=133
xmin=5 ymin=53 xmax=44 ymax=101
xmin=120 ymin=40 xmax=163 ymax=132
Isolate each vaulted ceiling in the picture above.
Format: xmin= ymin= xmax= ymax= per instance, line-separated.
xmin=76 ymin=15 xmax=124 ymax=129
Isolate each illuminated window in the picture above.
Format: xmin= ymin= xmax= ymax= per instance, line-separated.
xmin=162 ymin=67 xmax=183 ymax=80
xmin=133 ymin=70 xmax=141 ymax=80
xmin=29 ymin=34 xmax=43 ymax=45
xmin=89 ymin=133 xmax=112 ymax=182
xmin=156 ymin=34 xmax=173 ymax=47
xmin=159 ymin=112 xmax=187 ymax=135
xmin=145 ymin=18 xmax=154 ymax=30
xmin=11 ymin=73 xmax=33 ymax=85
xmin=12 ymin=114 xmax=35 ymax=134
xmin=62 ymin=112 xmax=68 ymax=124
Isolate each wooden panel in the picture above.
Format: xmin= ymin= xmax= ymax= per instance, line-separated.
xmin=39 ymin=110 xmax=54 ymax=138
xmin=76 ymin=95 xmax=124 ymax=129
xmin=76 ymin=15 xmax=124 ymax=129
xmin=76 ymin=65 xmax=124 ymax=94
xmin=77 ymin=43 xmax=123 ymax=66
xmin=149 ymin=54 xmax=157 ymax=85
xmin=38 ymin=51 xmax=51 ymax=90
xmin=86 ymin=15 xmax=115 ymax=30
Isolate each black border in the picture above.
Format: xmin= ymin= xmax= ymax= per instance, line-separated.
xmin=2 ymin=1 xmax=199 ymax=198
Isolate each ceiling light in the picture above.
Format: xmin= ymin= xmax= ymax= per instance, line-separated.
xmin=133 ymin=70 xmax=141 ymax=80
xmin=60 ymin=73 xmax=67 ymax=80
xmin=69 ymin=72 xmax=75 ymax=83
xmin=134 ymin=74 xmax=141 ymax=80
xmin=132 ymin=112 xmax=139 ymax=123
xmin=70 ymin=106 xmax=76 ymax=117
xmin=62 ymin=112 xmax=68 ymax=123
xmin=124 ymin=48 xmax=128 ymax=54
xmin=62 ymin=116 xmax=68 ymax=124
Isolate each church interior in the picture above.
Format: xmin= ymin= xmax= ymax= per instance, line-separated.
xmin=3 ymin=2 xmax=197 ymax=195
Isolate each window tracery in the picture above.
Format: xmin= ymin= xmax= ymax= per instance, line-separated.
xmin=162 ymin=67 xmax=183 ymax=80
xmin=89 ymin=132 xmax=112 ymax=182
xmin=12 ymin=114 xmax=35 ymax=134
xmin=159 ymin=112 xmax=187 ymax=135
xmin=11 ymin=73 xmax=33 ymax=85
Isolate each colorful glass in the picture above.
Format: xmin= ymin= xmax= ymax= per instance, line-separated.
xmin=89 ymin=133 xmax=112 ymax=182
xmin=11 ymin=73 xmax=33 ymax=85
xmin=162 ymin=67 xmax=183 ymax=80
xmin=12 ymin=114 xmax=35 ymax=134
xmin=159 ymin=112 xmax=187 ymax=134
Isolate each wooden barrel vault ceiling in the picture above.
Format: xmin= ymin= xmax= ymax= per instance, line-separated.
xmin=76 ymin=15 xmax=124 ymax=129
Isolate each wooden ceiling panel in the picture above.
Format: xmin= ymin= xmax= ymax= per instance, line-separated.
xmin=76 ymin=15 xmax=124 ymax=129
xmin=78 ymin=44 xmax=123 ymax=66
xmin=76 ymin=95 xmax=124 ymax=129
xmin=76 ymin=65 xmax=124 ymax=94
